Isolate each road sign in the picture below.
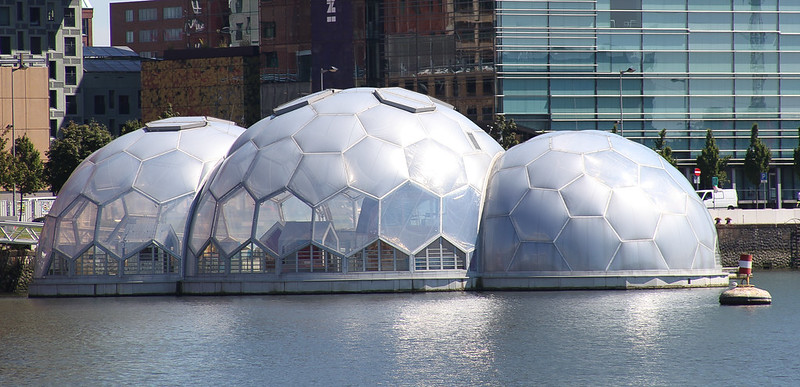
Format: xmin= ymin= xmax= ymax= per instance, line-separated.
xmin=712 ymin=176 xmax=718 ymax=187
xmin=694 ymin=168 xmax=701 ymax=176
xmin=760 ymin=172 xmax=768 ymax=183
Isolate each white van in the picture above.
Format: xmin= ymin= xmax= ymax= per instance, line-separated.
xmin=696 ymin=189 xmax=738 ymax=209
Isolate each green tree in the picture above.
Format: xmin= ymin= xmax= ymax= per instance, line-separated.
xmin=653 ymin=129 xmax=677 ymax=168
xmin=487 ymin=115 xmax=521 ymax=150
xmin=12 ymin=135 xmax=45 ymax=219
xmin=611 ymin=122 xmax=618 ymax=134
xmin=0 ymin=130 xmax=15 ymax=192
xmin=159 ymin=103 xmax=180 ymax=119
xmin=45 ymin=121 xmax=113 ymax=194
xmin=696 ymin=129 xmax=730 ymax=188
xmin=120 ymin=119 xmax=143 ymax=136
xmin=744 ymin=123 xmax=772 ymax=207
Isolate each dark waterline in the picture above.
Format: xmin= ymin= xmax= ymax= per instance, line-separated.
xmin=2 ymin=272 xmax=798 ymax=386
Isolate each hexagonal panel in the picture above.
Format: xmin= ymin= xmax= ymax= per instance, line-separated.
xmin=178 ymin=125 xmax=244 ymax=162
xmin=208 ymin=140 xmax=258 ymax=199
xmin=609 ymin=135 xmax=664 ymax=168
xmin=244 ymin=138 xmax=303 ymax=200
xmin=380 ymin=183 xmax=441 ymax=254
xmin=606 ymin=187 xmax=660 ymax=241
xmin=288 ymin=153 xmax=348 ymax=206
xmin=98 ymin=191 xmax=159 ymax=259
xmin=126 ymin=131 xmax=179 ymax=160
xmin=463 ymin=153 xmax=494 ymax=192
xmin=214 ymin=188 xmax=256 ymax=256
xmin=508 ymin=242 xmax=570 ymax=272
xmin=87 ymin=130 xmax=144 ymax=164
xmin=314 ymin=189 xmax=379 ymax=255
xmin=418 ymin=112 xmax=474 ymax=155
xmin=344 ymin=137 xmax=409 ymax=199
xmin=252 ymin=106 xmax=315 ymax=148
xmin=188 ymin=194 xmax=217 ymax=256
xmin=134 ymin=150 xmax=204 ymax=203
xmin=442 ymin=187 xmax=481 ymax=251
xmin=498 ymin=135 xmax=550 ymax=169
xmin=294 ymin=115 xmax=366 ymax=153
xmin=85 ymin=152 xmax=141 ymax=204
xmin=482 ymin=167 xmax=529 ymax=218
xmin=54 ymin=197 xmax=97 ymax=259
xmin=510 ymin=188 xmax=568 ymax=242
xmin=48 ymin=160 xmax=95 ymax=218
xmin=655 ymin=214 xmax=698 ymax=269
xmin=693 ymin=243 xmax=717 ymax=269
xmin=358 ymin=104 xmax=427 ymax=147
xmin=256 ymin=196 xmax=283 ymax=255
xmin=686 ymin=198 xmax=717 ymax=251
xmin=527 ymin=151 xmax=584 ymax=190
xmin=555 ymin=217 xmax=620 ymax=271
xmin=312 ymin=88 xmax=380 ymax=114
xmin=156 ymin=194 xmax=194 ymax=253
xmin=479 ymin=216 xmax=520 ymax=272
xmin=561 ymin=175 xmax=611 ymax=217
xmin=609 ymin=241 xmax=668 ymax=270
xmin=639 ymin=166 xmax=688 ymax=214
xmin=405 ymin=139 xmax=467 ymax=196
xmin=550 ymin=131 xmax=611 ymax=153
xmin=584 ymin=149 xmax=639 ymax=188
xmin=273 ymin=89 xmax=335 ymax=116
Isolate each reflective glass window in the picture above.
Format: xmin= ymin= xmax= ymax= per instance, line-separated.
xmin=689 ymin=32 xmax=731 ymax=50
xmin=734 ymin=32 xmax=777 ymax=50
xmin=734 ymin=52 xmax=778 ymax=73
xmin=642 ymin=12 xmax=686 ymax=28
xmin=689 ymin=52 xmax=732 ymax=72
xmin=688 ymin=11 xmax=730 ymax=30
xmin=687 ymin=0 xmax=730 ymax=11
xmin=734 ymin=12 xmax=777 ymax=31
xmin=643 ymin=51 xmax=687 ymax=72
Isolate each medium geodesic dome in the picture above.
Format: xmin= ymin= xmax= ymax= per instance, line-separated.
xmin=478 ymin=130 xmax=721 ymax=281
xmin=185 ymin=87 xmax=503 ymax=276
xmin=35 ymin=117 xmax=246 ymax=278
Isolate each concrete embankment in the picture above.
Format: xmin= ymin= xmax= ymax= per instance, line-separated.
xmin=0 ymin=248 xmax=34 ymax=295
xmin=711 ymin=208 xmax=800 ymax=269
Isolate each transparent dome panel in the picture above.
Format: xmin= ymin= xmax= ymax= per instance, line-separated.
xmin=49 ymin=161 xmax=95 ymax=218
xmin=663 ymin=159 xmax=696 ymax=193
xmin=251 ymin=106 xmax=315 ymax=148
xmin=655 ymin=214 xmax=698 ymax=269
xmin=34 ymin=217 xmax=58 ymax=278
xmin=256 ymin=196 xmax=282 ymax=255
xmin=442 ymin=187 xmax=481 ymax=251
xmin=418 ymin=113 xmax=474 ymax=155
xmin=85 ymin=152 xmax=141 ymax=204
xmin=483 ymin=167 xmax=529 ymax=217
xmin=609 ymin=241 xmax=668 ymax=271
xmin=479 ymin=216 xmax=520 ymax=272
xmin=209 ymin=141 xmax=257 ymax=199
xmin=509 ymin=242 xmax=569 ymax=272
xmin=405 ymin=139 xmax=467 ymax=196
xmin=693 ymin=244 xmax=717 ymax=269
xmin=214 ymin=187 xmax=256 ymax=256
xmin=686 ymin=198 xmax=717 ymax=249
xmin=244 ymin=138 xmax=302 ymax=200
xmin=312 ymin=89 xmax=380 ymax=115
xmin=500 ymin=137 xmax=550 ymax=170
xmin=96 ymin=195 xmax=126 ymax=257
xmin=551 ymin=131 xmax=611 ymax=154
xmin=639 ymin=166 xmax=688 ymax=214
xmin=358 ymin=105 xmax=427 ymax=147
xmin=288 ymin=153 xmax=348 ymax=206
xmin=374 ymin=87 xmax=435 ymax=113
xmin=156 ymin=194 xmax=193 ymax=254
xmin=606 ymin=187 xmax=660 ymax=241
xmin=462 ymin=153 xmax=494 ymax=192
xmin=294 ymin=115 xmax=366 ymax=153
xmin=178 ymin=125 xmax=244 ymax=162
xmin=314 ymin=190 xmax=379 ymax=255
xmin=555 ymin=217 xmax=620 ymax=271
xmin=188 ymin=194 xmax=217 ymax=256
xmin=510 ymin=188 xmax=568 ymax=242
xmin=344 ymin=137 xmax=409 ymax=199
xmin=584 ymin=150 xmax=639 ymax=189
xmin=527 ymin=151 xmax=584 ymax=190
xmin=125 ymin=131 xmax=179 ymax=160
xmin=609 ymin=136 xmax=664 ymax=168
xmin=380 ymin=183 xmax=441 ymax=253
xmin=561 ymin=175 xmax=611 ymax=217
xmin=54 ymin=198 xmax=97 ymax=259
xmin=97 ymin=191 xmax=159 ymax=259
xmin=134 ymin=150 xmax=204 ymax=203
xmin=88 ymin=130 xmax=144 ymax=164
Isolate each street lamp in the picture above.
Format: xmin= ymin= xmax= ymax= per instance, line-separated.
xmin=618 ymin=67 xmax=635 ymax=136
xmin=9 ymin=59 xmax=28 ymax=219
xmin=320 ymin=66 xmax=338 ymax=91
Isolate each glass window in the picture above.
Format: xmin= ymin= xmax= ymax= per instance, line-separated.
xmin=49 ymin=90 xmax=57 ymax=109
xmin=735 ymin=52 xmax=778 ymax=73
xmin=691 ymin=78 xmax=733 ymax=95
xmin=734 ymin=12 xmax=777 ymax=31
xmin=47 ymin=3 xmax=55 ymax=21
xmin=126 ymin=31 xmax=134 ymax=43
xmin=689 ymin=52 xmax=732 ymax=72
xmin=164 ymin=28 xmax=181 ymax=41
xmin=16 ymin=30 xmax=24 ymax=50
xmin=47 ymin=31 xmax=56 ymax=50
xmin=64 ymin=37 xmax=76 ymax=56
xmin=49 ymin=60 xmax=56 ymax=79
xmin=642 ymin=0 xmax=686 ymax=11
xmin=735 ymin=0 xmax=777 ymax=11
xmin=643 ymin=52 xmax=687 ymax=73
xmin=0 ymin=6 xmax=10 ymax=26
xmin=108 ymin=90 xmax=115 ymax=109
xmin=139 ymin=8 xmax=157 ymax=21
xmin=163 ymin=6 xmax=181 ymax=19
xmin=781 ymin=53 xmax=800 ymax=73
xmin=64 ymin=7 xmax=75 ymax=27
xmin=16 ymin=1 xmax=22 ymax=20
xmin=261 ymin=21 xmax=275 ymax=39
xmin=264 ymin=51 xmax=278 ymax=67
xmin=0 ymin=36 xmax=10 ymax=55
xmin=94 ymin=95 xmax=105 ymax=115
xmin=643 ymin=33 xmax=686 ymax=50
xmin=689 ymin=32 xmax=731 ymax=50
xmin=30 ymin=36 xmax=42 ymax=54
xmin=551 ymin=78 xmax=594 ymax=95
xmin=65 ymin=66 xmax=76 ymax=85
xmin=139 ymin=30 xmax=158 ymax=42
xmin=688 ymin=11 xmax=730 ymax=30
xmin=688 ymin=0 xmax=731 ymax=11
xmin=734 ymin=32 xmax=777 ymax=50
xmin=642 ymin=12 xmax=685 ymax=28
xmin=66 ymin=95 xmax=77 ymax=114
xmin=120 ymin=95 xmax=130 ymax=114
xmin=30 ymin=7 xmax=41 ymax=26
xmin=125 ymin=9 xmax=133 ymax=22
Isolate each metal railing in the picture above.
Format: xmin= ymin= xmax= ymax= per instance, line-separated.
xmin=0 ymin=220 xmax=43 ymax=245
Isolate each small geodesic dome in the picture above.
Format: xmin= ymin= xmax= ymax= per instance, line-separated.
xmin=35 ymin=117 xmax=246 ymax=278
xmin=184 ymin=87 xmax=503 ymax=276
xmin=478 ymin=130 xmax=722 ymax=282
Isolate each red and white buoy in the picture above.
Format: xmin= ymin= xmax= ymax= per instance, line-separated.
xmin=738 ymin=254 xmax=752 ymax=284
xmin=720 ymin=253 xmax=771 ymax=305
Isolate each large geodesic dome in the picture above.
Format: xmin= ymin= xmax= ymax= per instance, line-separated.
xmin=478 ymin=130 xmax=723 ymax=286
xmin=35 ymin=117 xmax=246 ymax=279
xmin=185 ymin=87 xmax=503 ymax=277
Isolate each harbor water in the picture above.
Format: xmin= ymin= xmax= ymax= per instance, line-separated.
xmin=2 ymin=271 xmax=799 ymax=385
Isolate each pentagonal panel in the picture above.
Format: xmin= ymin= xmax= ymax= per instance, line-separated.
xmin=85 ymin=152 xmax=141 ymax=204
xmin=527 ymin=151 xmax=584 ymax=190
xmin=244 ymin=138 xmax=303 ymax=200
xmin=48 ymin=160 xmax=95 ymax=218
xmin=609 ymin=241 xmax=668 ymax=271
xmin=555 ymin=217 xmax=620 ymax=271
xmin=251 ymin=106 xmax=315 ymax=148
xmin=483 ymin=167 xmax=529 ymax=217
xmin=609 ymin=135 xmax=663 ymax=168
xmin=606 ymin=187 xmax=660 ymax=241
xmin=126 ymin=131 xmax=179 ymax=160
xmin=509 ymin=242 xmax=570 ymax=272
xmin=405 ymin=139 xmax=467 ymax=196
xmin=498 ymin=135 xmax=550 ymax=169
xmin=550 ymin=131 xmax=611 ymax=153
xmin=358 ymin=104 xmax=427 ymax=147
xmin=442 ymin=187 xmax=481 ymax=251
xmin=463 ymin=153 xmax=494 ymax=192
xmin=208 ymin=141 xmax=257 ymax=199
xmin=288 ymin=153 xmax=348 ymax=206
xmin=188 ymin=194 xmax=217 ymax=256
xmin=510 ymin=188 xmax=568 ymax=242
xmin=639 ymin=166 xmax=687 ymax=214
xmin=134 ymin=150 xmax=204 ymax=203
xmin=344 ymin=137 xmax=409 ymax=198
xmin=584 ymin=150 xmax=639 ymax=188
xmin=561 ymin=175 xmax=611 ymax=217
xmin=54 ymin=197 xmax=97 ymax=259
xmin=418 ymin=112 xmax=474 ymax=155
xmin=655 ymin=214 xmax=698 ymax=269
xmin=480 ymin=216 xmax=520 ymax=272
xmin=294 ymin=115 xmax=366 ymax=153
xmin=178 ymin=126 xmax=243 ymax=162
xmin=312 ymin=88 xmax=380 ymax=114
xmin=314 ymin=189 xmax=379 ymax=255
xmin=88 ymin=130 xmax=144 ymax=163
xmin=380 ymin=183 xmax=441 ymax=254
xmin=213 ymin=188 xmax=256 ymax=256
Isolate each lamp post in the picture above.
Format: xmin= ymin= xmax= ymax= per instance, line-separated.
xmin=9 ymin=59 xmax=26 ymax=219
xmin=320 ymin=66 xmax=338 ymax=91
xmin=618 ymin=67 xmax=635 ymax=136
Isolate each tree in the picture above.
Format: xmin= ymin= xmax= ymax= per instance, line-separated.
xmin=696 ymin=129 xmax=730 ymax=189
xmin=45 ymin=121 xmax=113 ymax=194
xmin=744 ymin=123 xmax=772 ymax=207
xmin=653 ymin=128 xmax=677 ymax=168
xmin=11 ymin=135 xmax=45 ymax=220
xmin=487 ymin=115 xmax=521 ymax=150
xmin=120 ymin=119 xmax=143 ymax=136
xmin=159 ymin=103 xmax=180 ymax=119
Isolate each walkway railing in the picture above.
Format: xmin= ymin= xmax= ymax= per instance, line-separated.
xmin=0 ymin=220 xmax=43 ymax=245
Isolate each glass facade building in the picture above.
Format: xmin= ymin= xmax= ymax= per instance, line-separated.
xmin=497 ymin=0 xmax=800 ymax=205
